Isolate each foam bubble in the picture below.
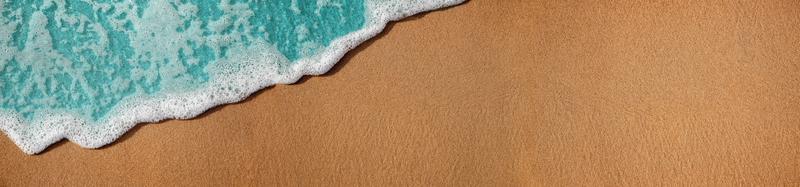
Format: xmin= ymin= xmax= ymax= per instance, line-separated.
xmin=0 ymin=0 xmax=465 ymax=154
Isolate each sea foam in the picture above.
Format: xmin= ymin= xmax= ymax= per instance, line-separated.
xmin=0 ymin=0 xmax=465 ymax=154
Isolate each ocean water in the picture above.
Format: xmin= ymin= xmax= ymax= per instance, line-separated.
xmin=0 ymin=0 xmax=465 ymax=154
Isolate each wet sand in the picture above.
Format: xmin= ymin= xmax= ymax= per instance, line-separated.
xmin=2 ymin=0 xmax=799 ymax=185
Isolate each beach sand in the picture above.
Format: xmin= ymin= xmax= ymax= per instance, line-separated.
xmin=2 ymin=0 xmax=799 ymax=185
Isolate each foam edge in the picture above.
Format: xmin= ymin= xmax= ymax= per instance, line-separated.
xmin=0 ymin=0 xmax=466 ymax=155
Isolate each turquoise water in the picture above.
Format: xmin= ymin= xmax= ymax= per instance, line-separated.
xmin=0 ymin=0 xmax=365 ymax=122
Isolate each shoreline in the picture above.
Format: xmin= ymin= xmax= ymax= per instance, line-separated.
xmin=0 ymin=0 xmax=466 ymax=154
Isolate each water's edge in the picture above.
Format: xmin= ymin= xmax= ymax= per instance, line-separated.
xmin=0 ymin=0 xmax=465 ymax=155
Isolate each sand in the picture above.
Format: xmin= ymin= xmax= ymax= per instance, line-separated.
xmin=1 ymin=0 xmax=799 ymax=186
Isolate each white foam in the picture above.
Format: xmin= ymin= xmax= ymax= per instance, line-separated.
xmin=0 ymin=0 xmax=466 ymax=154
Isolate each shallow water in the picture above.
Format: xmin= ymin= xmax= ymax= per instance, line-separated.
xmin=0 ymin=0 xmax=365 ymax=121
